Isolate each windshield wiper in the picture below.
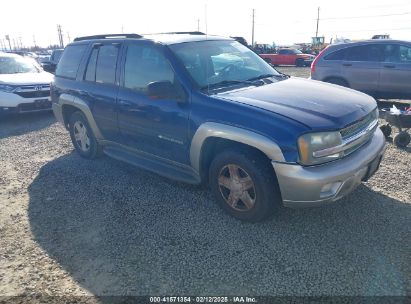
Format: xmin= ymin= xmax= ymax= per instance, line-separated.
xmin=201 ymin=80 xmax=260 ymax=90
xmin=247 ymin=73 xmax=288 ymax=81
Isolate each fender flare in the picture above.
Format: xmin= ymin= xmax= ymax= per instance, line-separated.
xmin=189 ymin=122 xmax=285 ymax=173
xmin=58 ymin=94 xmax=103 ymax=139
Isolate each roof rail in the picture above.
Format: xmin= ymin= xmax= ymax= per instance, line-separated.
xmin=157 ymin=31 xmax=206 ymax=35
xmin=73 ymin=34 xmax=142 ymax=42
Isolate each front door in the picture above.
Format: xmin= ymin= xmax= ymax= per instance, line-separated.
xmin=379 ymin=44 xmax=411 ymax=98
xmin=116 ymin=42 xmax=190 ymax=164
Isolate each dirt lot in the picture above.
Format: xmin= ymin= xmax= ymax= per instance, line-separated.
xmin=0 ymin=68 xmax=410 ymax=298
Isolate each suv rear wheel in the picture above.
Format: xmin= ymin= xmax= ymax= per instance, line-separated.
xmin=69 ymin=111 xmax=101 ymax=159
xmin=209 ymin=149 xmax=281 ymax=222
xmin=325 ymin=77 xmax=349 ymax=88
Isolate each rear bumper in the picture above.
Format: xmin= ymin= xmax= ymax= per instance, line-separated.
xmin=273 ymin=128 xmax=386 ymax=208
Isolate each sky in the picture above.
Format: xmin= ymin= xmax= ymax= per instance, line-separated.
xmin=0 ymin=0 xmax=410 ymax=49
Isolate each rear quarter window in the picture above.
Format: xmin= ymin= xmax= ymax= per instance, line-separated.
xmin=324 ymin=48 xmax=347 ymax=60
xmin=55 ymin=44 xmax=87 ymax=79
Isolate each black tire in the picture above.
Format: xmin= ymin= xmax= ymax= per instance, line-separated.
xmin=325 ymin=77 xmax=349 ymax=88
xmin=394 ymin=131 xmax=410 ymax=148
xmin=380 ymin=124 xmax=392 ymax=138
xmin=68 ymin=111 xmax=101 ymax=159
xmin=209 ymin=149 xmax=281 ymax=222
xmin=295 ymin=59 xmax=304 ymax=67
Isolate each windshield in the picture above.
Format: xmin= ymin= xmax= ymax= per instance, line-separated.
xmin=170 ymin=40 xmax=281 ymax=89
xmin=0 ymin=56 xmax=41 ymax=74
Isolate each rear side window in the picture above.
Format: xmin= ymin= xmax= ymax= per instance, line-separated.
xmin=83 ymin=44 xmax=119 ymax=84
xmin=324 ymin=48 xmax=347 ymax=60
xmin=55 ymin=45 xmax=87 ymax=79
xmin=345 ymin=45 xmax=383 ymax=62
xmin=84 ymin=48 xmax=98 ymax=81
xmin=96 ymin=45 xmax=119 ymax=84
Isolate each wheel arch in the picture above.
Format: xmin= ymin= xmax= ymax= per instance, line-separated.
xmin=58 ymin=95 xmax=103 ymax=140
xmin=323 ymin=76 xmax=350 ymax=87
xmin=190 ymin=122 xmax=285 ymax=180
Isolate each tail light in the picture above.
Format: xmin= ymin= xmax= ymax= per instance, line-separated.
xmin=310 ymin=47 xmax=328 ymax=75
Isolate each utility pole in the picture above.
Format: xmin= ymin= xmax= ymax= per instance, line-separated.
xmin=57 ymin=24 xmax=64 ymax=48
xmin=251 ymin=9 xmax=255 ymax=47
xmin=5 ymin=35 xmax=11 ymax=51
xmin=67 ymin=32 xmax=71 ymax=43
xmin=315 ymin=7 xmax=320 ymax=37
xmin=33 ymin=35 xmax=37 ymax=48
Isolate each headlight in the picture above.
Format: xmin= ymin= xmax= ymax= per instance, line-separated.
xmin=0 ymin=84 xmax=15 ymax=93
xmin=298 ymin=131 xmax=343 ymax=165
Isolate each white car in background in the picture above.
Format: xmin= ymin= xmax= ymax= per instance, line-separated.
xmin=0 ymin=52 xmax=53 ymax=114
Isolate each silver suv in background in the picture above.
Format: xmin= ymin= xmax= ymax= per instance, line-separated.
xmin=311 ymin=40 xmax=411 ymax=99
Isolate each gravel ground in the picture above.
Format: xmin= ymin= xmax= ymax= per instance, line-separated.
xmin=0 ymin=69 xmax=410 ymax=298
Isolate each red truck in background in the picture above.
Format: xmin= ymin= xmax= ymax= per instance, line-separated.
xmin=259 ymin=48 xmax=315 ymax=67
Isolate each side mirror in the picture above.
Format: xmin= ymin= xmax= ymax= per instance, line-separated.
xmin=147 ymin=81 xmax=185 ymax=102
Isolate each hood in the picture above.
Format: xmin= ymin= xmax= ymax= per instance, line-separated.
xmin=216 ymin=77 xmax=376 ymax=130
xmin=0 ymin=71 xmax=53 ymax=86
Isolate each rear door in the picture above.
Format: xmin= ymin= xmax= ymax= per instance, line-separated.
xmin=341 ymin=44 xmax=383 ymax=94
xmin=116 ymin=41 xmax=190 ymax=164
xmin=379 ymin=44 xmax=411 ymax=98
xmin=78 ymin=42 xmax=121 ymax=140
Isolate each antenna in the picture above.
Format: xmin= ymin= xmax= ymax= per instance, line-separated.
xmin=252 ymin=9 xmax=255 ymax=47
xmin=204 ymin=4 xmax=210 ymax=94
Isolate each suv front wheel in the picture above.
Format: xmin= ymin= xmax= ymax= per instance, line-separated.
xmin=69 ymin=111 xmax=101 ymax=159
xmin=209 ymin=149 xmax=281 ymax=222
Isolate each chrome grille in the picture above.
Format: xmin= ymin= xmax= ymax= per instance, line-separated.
xmin=339 ymin=108 xmax=379 ymax=156
xmin=340 ymin=109 xmax=378 ymax=140
xmin=13 ymin=84 xmax=50 ymax=99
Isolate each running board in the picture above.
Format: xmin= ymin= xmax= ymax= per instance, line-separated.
xmin=103 ymin=145 xmax=201 ymax=185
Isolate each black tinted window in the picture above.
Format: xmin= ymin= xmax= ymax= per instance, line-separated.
xmin=84 ymin=47 xmax=98 ymax=81
xmin=399 ymin=45 xmax=411 ymax=62
xmin=95 ymin=44 xmax=119 ymax=84
xmin=124 ymin=44 xmax=175 ymax=93
xmin=346 ymin=45 xmax=383 ymax=62
xmin=383 ymin=44 xmax=411 ymax=63
xmin=56 ymin=45 xmax=87 ymax=79
xmin=324 ymin=48 xmax=347 ymax=60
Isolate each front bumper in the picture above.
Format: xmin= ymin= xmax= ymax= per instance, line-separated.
xmin=273 ymin=128 xmax=386 ymax=208
xmin=0 ymin=100 xmax=52 ymax=113
xmin=0 ymin=90 xmax=51 ymax=113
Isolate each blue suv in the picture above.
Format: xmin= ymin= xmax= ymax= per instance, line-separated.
xmin=52 ymin=33 xmax=386 ymax=222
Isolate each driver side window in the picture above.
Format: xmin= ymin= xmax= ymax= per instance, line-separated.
xmin=124 ymin=44 xmax=175 ymax=94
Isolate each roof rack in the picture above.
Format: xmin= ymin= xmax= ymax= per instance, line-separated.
xmin=151 ymin=31 xmax=206 ymax=35
xmin=73 ymin=34 xmax=142 ymax=42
